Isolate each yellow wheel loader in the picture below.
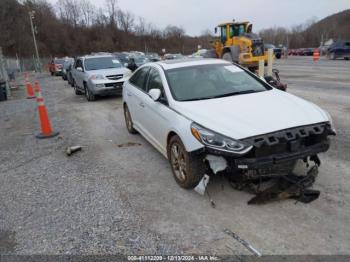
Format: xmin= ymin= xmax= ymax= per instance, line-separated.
xmin=212 ymin=20 xmax=268 ymax=70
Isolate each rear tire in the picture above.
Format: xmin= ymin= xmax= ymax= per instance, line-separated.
xmin=167 ymin=135 xmax=205 ymax=189
xmin=74 ymin=82 xmax=82 ymax=95
xmin=124 ymin=104 xmax=137 ymax=134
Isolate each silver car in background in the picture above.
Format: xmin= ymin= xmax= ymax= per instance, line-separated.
xmin=71 ymin=55 xmax=132 ymax=101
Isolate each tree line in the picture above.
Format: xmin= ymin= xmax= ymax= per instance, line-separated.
xmin=259 ymin=9 xmax=350 ymax=48
xmin=1 ymin=0 xmax=348 ymax=59
xmin=0 ymin=0 xmax=212 ymax=59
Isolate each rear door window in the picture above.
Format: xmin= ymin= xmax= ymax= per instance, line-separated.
xmin=129 ymin=67 xmax=150 ymax=91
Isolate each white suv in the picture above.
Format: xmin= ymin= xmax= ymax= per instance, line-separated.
xmin=122 ymin=59 xmax=335 ymax=189
xmin=71 ymin=55 xmax=131 ymax=101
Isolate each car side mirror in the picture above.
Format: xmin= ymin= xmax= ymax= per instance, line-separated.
xmin=124 ymin=63 xmax=128 ymax=67
xmin=77 ymin=67 xmax=83 ymax=72
xmin=148 ymin=89 xmax=161 ymax=101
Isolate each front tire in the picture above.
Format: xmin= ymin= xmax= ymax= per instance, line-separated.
xmin=85 ymin=84 xmax=96 ymax=101
xmin=124 ymin=104 xmax=137 ymax=134
xmin=167 ymin=135 xmax=205 ymax=189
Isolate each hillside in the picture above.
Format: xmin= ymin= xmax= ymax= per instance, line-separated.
xmin=306 ymin=9 xmax=350 ymax=41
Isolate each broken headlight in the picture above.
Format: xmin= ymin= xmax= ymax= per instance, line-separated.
xmin=190 ymin=123 xmax=253 ymax=155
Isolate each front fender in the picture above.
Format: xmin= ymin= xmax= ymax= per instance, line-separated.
xmin=166 ymin=114 xmax=204 ymax=154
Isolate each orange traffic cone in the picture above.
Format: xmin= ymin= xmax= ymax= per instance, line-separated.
xmin=313 ymin=48 xmax=320 ymax=62
xmin=34 ymin=81 xmax=59 ymax=139
xmin=26 ymin=81 xmax=35 ymax=99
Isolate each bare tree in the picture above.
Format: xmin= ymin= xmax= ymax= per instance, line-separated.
xmin=117 ymin=10 xmax=134 ymax=33
xmin=80 ymin=0 xmax=94 ymax=26
xmin=134 ymin=16 xmax=146 ymax=36
xmin=105 ymin=0 xmax=118 ymax=26
xmin=57 ymin=0 xmax=81 ymax=27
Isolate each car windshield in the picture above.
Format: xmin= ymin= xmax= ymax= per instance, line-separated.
xmin=55 ymin=59 xmax=65 ymax=64
xmin=84 ymin=57 xmax=122 ymax=71
xmin=63 ymin=60 xmax=73 ymax=68
xmin=166 ymin=64 xmax=271 ymax=101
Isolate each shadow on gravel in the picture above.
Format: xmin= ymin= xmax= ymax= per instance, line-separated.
xmin=0 ymin=230 xmax=17 ymax=253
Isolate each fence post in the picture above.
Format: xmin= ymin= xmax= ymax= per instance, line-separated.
xmin=0 ymin=47 xmax=10 ymax=97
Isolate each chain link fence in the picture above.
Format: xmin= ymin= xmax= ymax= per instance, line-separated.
xmin=0 ymin=47 xmax=51 ymax=99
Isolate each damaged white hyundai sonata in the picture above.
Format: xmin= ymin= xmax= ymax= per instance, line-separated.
xmin=123 ymin=59 xmax=336 ymax=189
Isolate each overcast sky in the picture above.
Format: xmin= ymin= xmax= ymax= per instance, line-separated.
xmin=50 ymin=0 xmax=350 ymax=35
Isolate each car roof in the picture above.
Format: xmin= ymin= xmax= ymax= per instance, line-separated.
xmin=156 ymin=58 xmax=231 ymax=70
xmin=82 ymin=55 xmax=114 ymax=59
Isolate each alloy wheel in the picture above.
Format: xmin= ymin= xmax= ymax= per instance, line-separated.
xmin=170 ymin=143 xmax=187 ymax=182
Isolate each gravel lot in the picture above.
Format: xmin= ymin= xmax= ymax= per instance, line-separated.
xmin=0 ymin=57 xmax=349 ymax=256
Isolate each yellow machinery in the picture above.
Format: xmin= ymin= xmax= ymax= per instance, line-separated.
xmin=213 ymin=20 xmax=268 ymax=69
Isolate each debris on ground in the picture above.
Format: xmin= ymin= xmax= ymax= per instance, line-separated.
xmin=194 ymin=174 xmax=210 ymax=195
xmin=117 ymin=142 xmax=142 ymax=148
xmin=194 ymin=174 xmax=216 ymax=208
xmin=66 ymin=145 xmax=82 ymax=156
xmin=224 ymin=229 xmax=261 ymax=257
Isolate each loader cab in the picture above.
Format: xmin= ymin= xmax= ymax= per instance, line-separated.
xmin=215 ymin=22 xmax=252 ymax=44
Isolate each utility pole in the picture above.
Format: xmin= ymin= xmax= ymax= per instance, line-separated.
xmin=29 ymin=11 xmax=41 ymax=73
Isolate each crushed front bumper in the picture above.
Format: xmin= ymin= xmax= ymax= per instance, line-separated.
xmin=193 ymin=122 xmax=334 ymax=177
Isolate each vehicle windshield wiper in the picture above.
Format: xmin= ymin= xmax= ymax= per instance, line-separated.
xmin=211 ymin=89 xmax=263 ymax=98
xmin=180 ymin=90 xmax=264 ymax=102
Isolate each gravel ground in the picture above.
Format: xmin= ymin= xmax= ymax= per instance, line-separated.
xmin=0 ymin=57 xmax=349 ymax=256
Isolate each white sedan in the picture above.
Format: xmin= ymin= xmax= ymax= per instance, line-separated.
xmin=122 ymin=59 xmax=335 ymax=189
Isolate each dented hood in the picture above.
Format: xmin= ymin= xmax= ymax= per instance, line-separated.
xmin=172 ymin=89 xmax=329 ymax=139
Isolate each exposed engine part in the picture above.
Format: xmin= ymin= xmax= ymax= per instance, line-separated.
xmin=247 ymin=165 xmax=319 ymax=204
xmin=228 ymin=156 xmax=321 ymax=204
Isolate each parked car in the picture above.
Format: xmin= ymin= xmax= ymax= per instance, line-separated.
xmin=145 ymin=52 xmax=161 ymax=62
xmin=264 ymin=44 xmax=282 ymax=59
xmin=134 ymin=56 xmax=150 ymax=67
xmin=163 ymin=53 xmax=185 ymax=60
xmin=328 ymin=40 xmax=350 ymax=60
xmin=303 ymin=48 xmax=314 ymax=56
xmin=296 ymin=48 xmax=305 ymax=56
xmin=122 ymin=58 xmax=335 ymax=189
xmin=71 ymin=55 xmax=132 ymax=101
xmin=113 ymin=52 xmax=130 ymax=66
xmin=62 ymin=58 xmax=74 ymax=81
xmin=288 ymin=49 xmax=297 ymax=56
xmin=48 ymin=58 xmax=66 ymax=76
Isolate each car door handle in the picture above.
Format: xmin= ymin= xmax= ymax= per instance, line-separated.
xmin=139 ymin=102 xmax=145 ymax=108
xmin=127 ymin=92 xmax=132 ymax=97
